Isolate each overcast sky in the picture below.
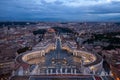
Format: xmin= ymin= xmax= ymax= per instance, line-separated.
xmin=0 ymin=0 xmax=120 ymax=22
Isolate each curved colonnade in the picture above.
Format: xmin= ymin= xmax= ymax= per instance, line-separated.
xmin=22 ymin=42 xmax=56 ymax=64
xmin=16 ymin=38 xmax=103 ymax=75
xmin=62 ymin=42 xmax=103 ymax=75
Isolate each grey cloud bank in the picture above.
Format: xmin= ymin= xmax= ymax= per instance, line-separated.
xmin=0 ymin=0 xmax=120 ymax=22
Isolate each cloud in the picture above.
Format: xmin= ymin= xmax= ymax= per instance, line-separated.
xmin=62 ymin=0 xmax=109 ymax=7
xmin=34 ymin=0 xmax=120 ymax=7
xmin=0 ymin=0 xmax=120 ymax=21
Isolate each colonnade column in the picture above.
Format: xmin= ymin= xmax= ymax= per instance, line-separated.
xmin=65 ymin=68 xmax=68 ymax=74
xmin=50 ymin=69 xmax=53 ymax=74
xmin=74 ymin=69 xmax=76 ymax=74
xmin=46 ymin=68 xmax=49 ymax=75
xmin=71 ymin=68 xmax=73 ymax=74
xmin=56 ymin=69 xmax=58 ymax=74
xmin=60 ymin=67 xmax=63 ymax=74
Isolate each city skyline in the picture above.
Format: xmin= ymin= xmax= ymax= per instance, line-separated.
xmin=0 ymin=22 xmax=120 ymax=80
xmin=0 ymin=0 xmax=120 ymax=22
